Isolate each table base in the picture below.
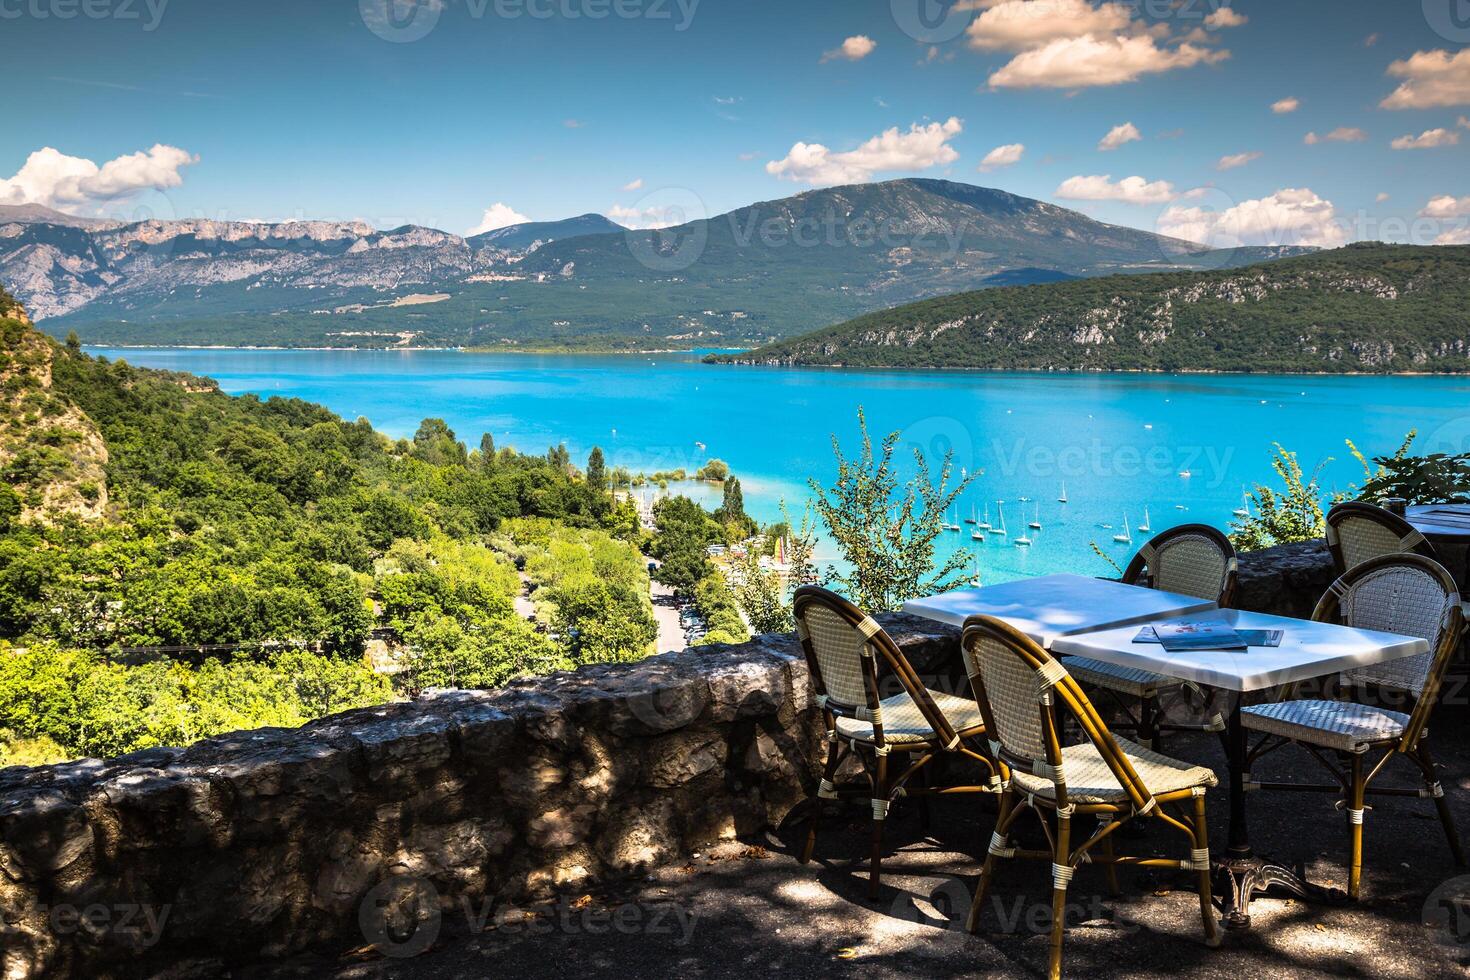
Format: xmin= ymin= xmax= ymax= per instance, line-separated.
xmin=1215 ymin=854 xmax=1348 ymax=930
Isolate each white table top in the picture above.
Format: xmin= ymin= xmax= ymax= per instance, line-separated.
xmin=901 ymin=573 xmax=1218 ymax=647
xmin=1050 ymin=608 xmax=1430 ymax=693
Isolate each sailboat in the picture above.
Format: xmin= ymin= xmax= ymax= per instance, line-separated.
xmin=964 ymin=503 xmax=978 ymax=526
xmin=1058 ymin=482 xmax=1068 ymax=504
xmin=1113 ymin=514 xmax=1133 ymax=545
xmin=978 ymin=504 xmax=992 ymax=532
xmin=944 ymin=507 xmax=961 ymax=532
xmin=1016 ymin=506 xmax=1034 ymax=545
xmin=992 ymin=501 xmax=1008 ymax=538
xmin=1233 ymin=488 xmax=1252 ymax=519
xmin=1138 ymin=508 xmax=1152 ymax=534
xmin=969 ymin=555 xmax=983 ymax=588
xmin=1028 ymin=503 xmax=1042 ymax=531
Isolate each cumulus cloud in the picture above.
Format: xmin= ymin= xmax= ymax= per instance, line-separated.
xmin=1216 ymin=151 xmax=1262 ymax=171
xmin=967 ymin=0 xmax=1230 ymax=90
xmin=0 ymin=144 xmax=197 ymax=210
xmin=1437 ymin=227 xmax=1470 ymax=245
xmin=965 ymin=0 xmax=1132 ymax=52
xmin=1271 ymin=97 xmax=1300 ymax=114
xmin=1158 ymin=188 xmax=1346 ymax=248
xmin=1421 ymin=195 xmax=1470 ymax=219
xmin=1055 ymin=174 xmax=1177 ymax=205
xmin=766 ymin=117 xmax=963 ymax=186
xmin=1462 ymin=116 xmax=1470 ymax=129
xmin=821 ymin=35 xmax=876 ymax=63
xmin=621 ymin=178 xmax=644 ymax=191
xmin=465 ymin=202 xmax=531 ymax=236
xmin=1204 ymin=6 xmax=1247 ymax=28
xmin=1391 ymin=128 xmax=1461 ymax=150
xmin=1381 ymin=48 xmax=1470 ymax=110
xmin=1304 ymin=127 xmax=1367 ymax=144
xmin=988 ymin=34 xmax=1227 ymax=89
xmin=1376 ymin=192 xmax=1391 ymax=203
xmin=1098 ymin=122 xmax=1142 ymax=151
xmin=978 ymin=143 xmax=1025 ymax=171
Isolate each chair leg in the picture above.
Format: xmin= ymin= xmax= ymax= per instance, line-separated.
xmin=1047 ymin=810 xmax=1073 ymax=980
xmin=1415 ymin=740 xmax=1466 ymax=866
xmin=1138 ymin=697 xmax=1158 ymax=751
xmin=1347 ymin=753 xmax=1366 ymax=901
xmin=801 ymin=736 xmax=841 ymax=865
xmin=966 ymin=790 xmax=1014 ymax=933
xmin=1190 ymin=791 xmax=1220 ymax=946
xmin=1098 ymin=818 xmax=1121 ymax=897
xmin=869 ymin=753 xmax=889 ymax=899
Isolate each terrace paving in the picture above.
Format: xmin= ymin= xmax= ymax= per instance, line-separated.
xmin=242 ymin=705 xmax=1470 ymax=980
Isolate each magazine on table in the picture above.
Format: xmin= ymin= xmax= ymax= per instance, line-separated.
xmin=1133 ymin=622 xmax=1283 ymax=651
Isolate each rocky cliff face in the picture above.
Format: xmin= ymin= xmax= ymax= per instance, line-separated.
xmin=0 ymin=302 xmax=108 ymax=522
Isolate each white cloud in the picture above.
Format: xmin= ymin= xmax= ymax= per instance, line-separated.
xmin=1391 ymin=128 xmax=1461 ymax=150
xmin=1158 ymin=188 xmax=1346 ymax=248
xmin=606 ymin=203 xmax=684 ymax=230
xmin=563 ymin=119 xmax=585 ymax=129
xmin=1382 ymin=48 xmax=1470 ymax=109
xmin=766 ymin=117 xmax=963 ymax=186
xmin=0 ymin=144 xmax=197 ymax=210
xmin=1271 ymin=97 xmax=1300 ymax=114
xmin=1216 ymin=151 xmax=1262 ymax=171
xmin=1098 ymin=122 xmax=1142 ymax=151
xmin=988 ymin=34 xmax=1227 ymax=90
xmin=978 ymin=143 xmax=1025 ymax=171
xmin=1204 ymin=6 xmax=1247 ymax=29
xmin=1376 ymin=192 xmax=1391 ymax=203
xmin=1055 ymin=173 xmax=1177 ymax=205
xmin=1461 ymin=116 xmax=1470 ymax=130
xmin=965 ymin=0 xmax=1132 ymax=52
xmin=1421 ymin=195 xmax=1470 ymax=219
xmin=465 ymin=202 xmax=531 ymax=236
xmin=1304 ymin=127 xmax=1367 ymax=144
xmin=1436 ymin=227 xmax=1470 ymax=245
xmin=821 ymin=35 xmax=876 ymax=63
xmin=621 ymin=178 xmax=644 ymax=191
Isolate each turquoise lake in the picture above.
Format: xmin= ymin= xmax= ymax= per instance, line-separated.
xmin=88 ymin=347 xmax=1470 ymax=585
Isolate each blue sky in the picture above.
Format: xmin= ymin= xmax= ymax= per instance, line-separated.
xmin=4 ymin=0 xmax=1470 ymax=246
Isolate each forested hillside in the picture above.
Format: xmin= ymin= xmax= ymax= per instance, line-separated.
xmin=713 ymin=243 xmax=1470 ymax=373
xmin=0 ymin=296 xmax=678 ymax=765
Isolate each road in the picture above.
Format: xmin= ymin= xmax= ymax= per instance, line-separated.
xmin=650 ymin=579 xmax=687 ymax=653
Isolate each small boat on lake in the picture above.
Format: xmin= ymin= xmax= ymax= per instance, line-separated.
xmin=1058 ymin=482 xmax=1068 ymax=504
xmin=978 ymin=504 xmax=992 ymax=532
xmin=1234 ymin=488 xmax=1252 ymax=519
xmin=1028 ymin=503 xmax=1042 ymax=531
xmin=1114 ymin=515 xmax=1133 ymax=545
xmin=992 ymin=502 xmax=1008 ymax=538
xmin=1138 ymin=508 xmax=1151 ymax=534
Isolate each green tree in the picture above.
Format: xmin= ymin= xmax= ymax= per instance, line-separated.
xmin=586 ymin=446 xmax=607 ymax=493
xmin=477 ymin=432 xmax=497 ymax=472
xmin=412 ymin=418 xmax=468 ymax=467
xmin=809 ymin=408 xmax=975 ymax=612
xmin=696 ymin=458 xmax=730 ymax=482
xmin=729 ymin=547 xmax=794 ymax=634
xmin=1229 ymin=444 xmax=1332 ymax=551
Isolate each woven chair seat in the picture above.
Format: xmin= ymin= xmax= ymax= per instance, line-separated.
xmin=1061 ymin=656 xmax=1185 ymax=697
xmin=1009 ymin=737 xmax=1217 ymax=804
xmin=1242 ymin=699 xmax=1410 ymax=753
xmin=835 ymin=690 xmax=985 ymax=746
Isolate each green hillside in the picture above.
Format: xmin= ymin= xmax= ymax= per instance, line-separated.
xmin=710 ymin=243 xmax=1470 ymax=374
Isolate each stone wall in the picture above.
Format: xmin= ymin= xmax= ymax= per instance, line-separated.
xmin=0 ymin=615 xmax=957 ymax=979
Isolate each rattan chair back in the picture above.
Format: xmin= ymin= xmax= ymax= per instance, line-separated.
xmin=1123 ymin=524 xmax=1238 ymax=607
xmin=1326 ymin=501 xmax=1439 ymax=576
xmin=1314 ymin=554 xmax=1465 ymax=746
xmin=793 ymin=586 xmax=959 ymax=751
xmin=961 ymin=615 xmax=1154 ymax=812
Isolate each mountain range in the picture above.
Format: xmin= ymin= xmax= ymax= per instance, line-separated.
xmin=0 ymin=180 xmax=1313 ymax=350
xmin=710 ymin=243 xmax=1470 ymax=374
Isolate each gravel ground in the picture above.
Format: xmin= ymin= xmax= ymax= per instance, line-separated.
xmin=235 ymin=701 xmax=1470 ymax=980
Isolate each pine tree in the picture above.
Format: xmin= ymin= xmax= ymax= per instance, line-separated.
xmin=478 ymin=433 xmax=496 ymax=472
xmin=586 ymin=446 xmax=607 ymax=492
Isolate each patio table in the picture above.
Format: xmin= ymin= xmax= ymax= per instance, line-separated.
xmin=900 ymin=573 xmax=1217 ymax=646
xmin=1406 ymin=503 xmax=1470 ymax=545
xmin=1051 ymin=608 xmax=1429 ymax=930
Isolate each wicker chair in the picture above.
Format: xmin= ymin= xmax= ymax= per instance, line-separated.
xmin=792 ymin=586 xmax=1001 ymax=898
xmin=1062 ymin=525 xmax=1238 ymax=746
xmin=961 ymin=615 xmax=1220 ymax=980
xmin=1326 ymin=501 xmax=1439 ymax=576
xmin=1243 ymin=553 xmax=1467 ymax=899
